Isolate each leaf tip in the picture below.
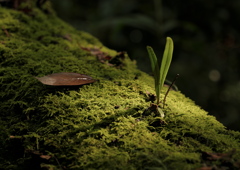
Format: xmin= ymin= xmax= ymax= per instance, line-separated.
xmin=146 ymin=46 xmax=152 ymax=50
xmin=166 ymin=37 xmax=174 ymax=45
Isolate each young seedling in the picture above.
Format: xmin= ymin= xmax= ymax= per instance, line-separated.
xmin=146 ymin=37 xmax=174 ymax=117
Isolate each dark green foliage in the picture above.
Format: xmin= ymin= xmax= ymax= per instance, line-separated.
xmin=0 ymin=5 xmax=240 ymax=170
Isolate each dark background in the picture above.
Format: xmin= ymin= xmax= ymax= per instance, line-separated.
xmin=50 ymin=0 xmax=240 ymax=131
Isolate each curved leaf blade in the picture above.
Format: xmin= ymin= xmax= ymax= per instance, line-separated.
xmin=159 ymin=37 xmax=174 ymax=93
xmin=147 ymin=46 xmax=160 ymax=102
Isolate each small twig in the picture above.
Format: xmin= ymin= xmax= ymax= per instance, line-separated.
xmin=54 ymin=155 xmax=64 ymax=170
xmin=163 ymin=74 xmax=179 ymax=108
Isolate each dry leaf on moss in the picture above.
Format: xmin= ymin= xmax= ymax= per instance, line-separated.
xmin=35 ymin=72 xmax=96 ymax=86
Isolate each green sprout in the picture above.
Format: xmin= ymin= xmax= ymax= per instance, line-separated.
xmin=147 ymin=37 xmax=174 ymax=105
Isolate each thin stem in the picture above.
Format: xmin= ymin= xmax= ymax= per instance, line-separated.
xmin=163 ymin=74 xmax=179 ymax=108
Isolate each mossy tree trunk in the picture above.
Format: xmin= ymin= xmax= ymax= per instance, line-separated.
xmin=0 ymin=2 xmax=240 ymax=169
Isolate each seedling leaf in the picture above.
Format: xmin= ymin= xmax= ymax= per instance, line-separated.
xmin=159 ymin=37 xmax=174 ymax=97
xmin=146 ymin=37 xmax=174 ymax=105
xmin=147 ymin=46 xmax=160 ymax=103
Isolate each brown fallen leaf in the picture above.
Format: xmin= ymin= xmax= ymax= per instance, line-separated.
xmin=201 ymin=149 xmax=236 ymax=161
xmin=40 ymin=154 xmax=51 ymax=160
xmin=35 ymin=72 xmax=96 ymax=86
xmin=196 ymin=167 xmax=214 ymax=170
xmin=198 ymin=149 xmax=240 ymax=170
xmin=81 ymin=47 xmax=112 ymax=63
xmin=26 ymin=149 xmax=52 ymax=160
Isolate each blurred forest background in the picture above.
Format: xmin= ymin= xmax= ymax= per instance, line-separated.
xmin=50 ymin=0 xmax=240 ymax=130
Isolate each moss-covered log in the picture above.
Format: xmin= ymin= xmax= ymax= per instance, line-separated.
xmin=0 ymin=2 xmax=240 ymax=170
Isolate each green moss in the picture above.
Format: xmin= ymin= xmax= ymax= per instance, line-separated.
xmin=0 ymin=5 xmax=240 ymax=170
